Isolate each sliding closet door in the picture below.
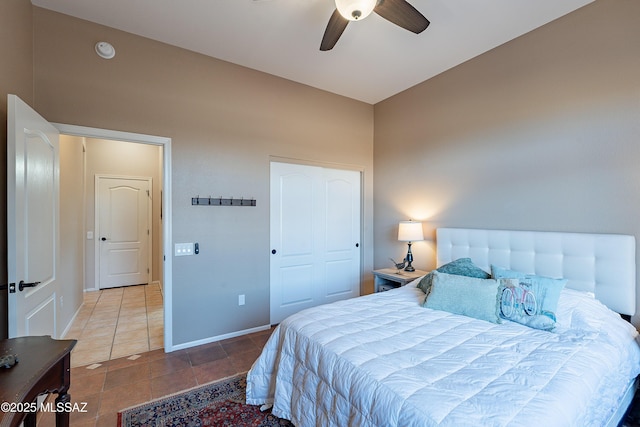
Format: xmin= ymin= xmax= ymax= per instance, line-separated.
xmin=270 ymin=162 xmax=361 ymax=324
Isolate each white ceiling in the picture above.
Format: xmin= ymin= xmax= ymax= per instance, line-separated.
xmin=31 ymin=0 xmax=593 ymax=104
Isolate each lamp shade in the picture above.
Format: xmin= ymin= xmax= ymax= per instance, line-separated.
xmin=398 ymin=221 xmax=424 ymax=242
xmin=335 ymin=0 xmax=376 ymax=20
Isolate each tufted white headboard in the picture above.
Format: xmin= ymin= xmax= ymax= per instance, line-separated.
xmin=437 ymin=228 xmax=636 ymax=316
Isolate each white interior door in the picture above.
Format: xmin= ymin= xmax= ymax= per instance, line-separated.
xmin=270 ymin=162 xmax=361 ymax=324
xmin=7 ymin=94 xmax=60 ymax=338
xmin=97 ymin=176 xmax=151 ymax=289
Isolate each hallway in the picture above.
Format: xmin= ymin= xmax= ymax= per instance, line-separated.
xmin=63 ymin=283 xmax=163 ymax=367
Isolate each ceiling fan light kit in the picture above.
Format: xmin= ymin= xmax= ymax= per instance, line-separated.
xmin=335 ymin=0 xmax=376 ymax=20
xmin=321 ymin=0 xmax=430 ymax=51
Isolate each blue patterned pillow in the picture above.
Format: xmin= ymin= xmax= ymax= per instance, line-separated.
xmin=491 ymin=265 xmax=567 ymax=331
xmin=417 ymin=258 xmax=490 ymax=296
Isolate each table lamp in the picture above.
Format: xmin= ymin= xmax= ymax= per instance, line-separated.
xmin=397 ymin=220 xmax=424 ymax=272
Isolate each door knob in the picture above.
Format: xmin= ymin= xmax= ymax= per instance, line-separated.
xmin=19 ymin=280 xmax=41 ymax=292
xmin=101 ymin=237 xmax=107 ymax=241
xmin=272 ymin=249 xmax=277 ymax=254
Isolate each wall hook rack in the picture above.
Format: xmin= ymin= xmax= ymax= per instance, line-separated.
xmin=191 ymin=196 xmax=256 ymax=207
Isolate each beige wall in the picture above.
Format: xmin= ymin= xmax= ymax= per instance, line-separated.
xmin=32 ymin=7 xmax=374 ymax=346
xmin=84 ymin=138 xmax=163 ymax=290
xmin=59 ymin=135 xmax=86 ymax=333
xmin=0 ymin=0 xmax=34 ymax=339
xmin=8 ymin=0 xmax=635 ymax=343
xmin=374 ymin=0 xmax=640 ymax=321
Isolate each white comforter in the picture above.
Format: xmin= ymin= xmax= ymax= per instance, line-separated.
xmin=247 ymin=281 xmax=640 ymax=426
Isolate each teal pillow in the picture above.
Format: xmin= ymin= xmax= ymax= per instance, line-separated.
xmin=417 ymin=258 xmax=490 ymax=296
xmin=491 ymin=265 xmax=567 ymax=331
xmin=422 ymin=272 xmax=504 ymax=324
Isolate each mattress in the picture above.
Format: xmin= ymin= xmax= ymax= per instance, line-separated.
xmin=247 ymin=281 xmax=640 ymax=426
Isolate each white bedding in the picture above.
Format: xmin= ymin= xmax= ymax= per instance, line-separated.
xmin=247 ymin=281 xmax=640 ymax=426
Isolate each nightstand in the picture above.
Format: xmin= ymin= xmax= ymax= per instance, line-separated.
xmin=373 ymin=268 xmax=428 ymax=292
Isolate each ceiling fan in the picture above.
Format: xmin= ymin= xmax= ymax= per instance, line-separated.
xmin=320 ymin=0 xmax=430 ymax=51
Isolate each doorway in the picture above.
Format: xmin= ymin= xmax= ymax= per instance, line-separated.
xmin=56 ymin=124 xmax=174 ymax=353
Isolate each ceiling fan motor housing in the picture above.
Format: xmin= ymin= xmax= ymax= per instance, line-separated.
xmin=335 ymin=0 xmax=377 ymax=21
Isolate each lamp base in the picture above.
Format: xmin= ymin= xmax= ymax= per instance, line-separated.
xmin=404 ymin=242 xmax=415 ymax=272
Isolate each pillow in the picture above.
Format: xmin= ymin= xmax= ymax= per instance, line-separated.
xmin=491 ymin=265 xmax=567 ymax=331
xmin=422 ymin=272 xmax=507 ymax=324
xmin=417 ymin=258 xmax=490 ymax=296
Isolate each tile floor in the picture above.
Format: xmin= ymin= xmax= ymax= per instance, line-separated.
xmin=38 ymin=284 xmax=274 ymax=426
xmin=63 ymin=284 xmax=164 ymax=367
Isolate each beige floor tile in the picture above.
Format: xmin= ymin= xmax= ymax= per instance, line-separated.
xmin=116 ymin=317 xmax=148 ymax=330
xmin=71 ymin=347 xmax=112 ymax=367
xmin=64 ymin=325 xmax=85 ymax=337
xmin=148 ymin=325 xmax=163 ymax=337
xmin=147 ymin=311 xmax=163 ymax=321
xmin=119 ymin=302 xmax=145 ymax=311
xmin=98 ymin=291 xmax=122 ymax=297
xmin=89 ymin=310 xmax=120 ymax=320
xmin=120 ymin=307 xmax=147 ymax=318
xmin=85 ymin=318 xmax=118 ymax=329
xmin=149 ymin=335 xmax=164 ymax=350
xmin=110 ymin=340 xmax=150 ymax=359
xmin=119 ymin=314 xmax=147 ymax=323
xmin=66 ymin=284 xmax=164 ymax=365
xmin=95 ymin=299 xmax=121 ymax=307
xmin=94 ymin=303 xmax=121 ymax=311
xmin=123 ymin=289 xmax=145 ymax=296
xmin=74 ymin=312 xmax=93 ymax=320
xmin=81 ymin=325 xmax=116 ymax=338
xmin=74 ymin=335 xmax=115 ymax=353
xmin=83 ymin=294 xmax=101 ymax=304
xmin=113 ymin=328 xmax=149 ymax=344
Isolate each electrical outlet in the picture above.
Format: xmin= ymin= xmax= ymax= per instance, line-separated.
xmin=238 ymin=294 xmax=245 ymax=306
xmin=60 ymin=296 xmax=64 ymax=307
xmin=175 ymin=243 xmax=194 ymax=256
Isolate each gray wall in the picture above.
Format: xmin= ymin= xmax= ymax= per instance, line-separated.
xmin=373 ymin=0 xmax=640 ymax=322
xmin=0 ymin=0 xmax=34 ymax=339
xmin=31 ymin=7 xmax=374 ymax=347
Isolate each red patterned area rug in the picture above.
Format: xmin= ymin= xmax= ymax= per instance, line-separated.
xmin=118 ymin=374 xmax=293 ymax=426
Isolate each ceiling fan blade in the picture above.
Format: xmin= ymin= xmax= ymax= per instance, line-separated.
xmin=374 ymin=0 xmax=430 ymax=34
xmin=320 ymin=9 xmax=349 ymax=51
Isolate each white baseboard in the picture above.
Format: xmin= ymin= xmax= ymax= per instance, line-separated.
xmin=59 ymin=304 xmax=84 ymax=339
xmin=169 ymin=324 xmax=271 ymax=353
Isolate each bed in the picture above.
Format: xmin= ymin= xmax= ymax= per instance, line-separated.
xmin=247 ymin=228 xmax=640 ymax=426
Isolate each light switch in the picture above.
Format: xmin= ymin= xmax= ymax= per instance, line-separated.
xmin=87 ymin=231 xmax=94 ymax=240
xmin=175 ymin=243 xmax=194 ymax=256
